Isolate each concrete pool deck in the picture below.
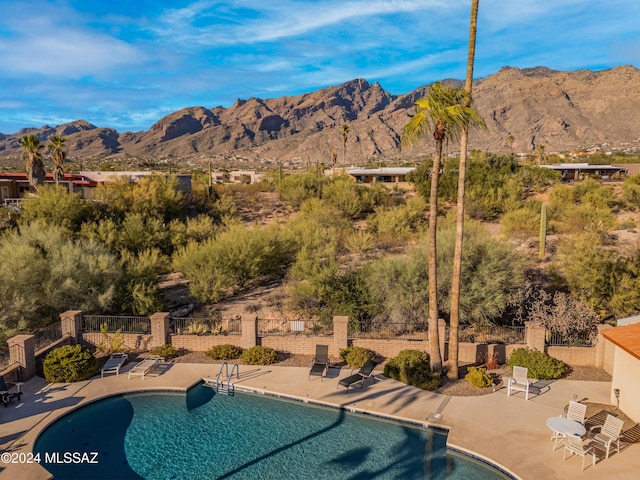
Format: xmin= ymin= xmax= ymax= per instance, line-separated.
xmin=0 ymin=362 xmax=638 ymax=479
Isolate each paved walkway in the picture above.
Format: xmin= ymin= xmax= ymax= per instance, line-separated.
xmin=1 ymin=362 xmax=638 ymax=479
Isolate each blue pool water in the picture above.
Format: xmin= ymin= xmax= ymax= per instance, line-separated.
xmin=34 ymin=384 xmax=511 ymax=479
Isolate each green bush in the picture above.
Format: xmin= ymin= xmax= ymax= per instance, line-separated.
xmin=507 ymin=347 xmax=567 ymax=380
xmin=383 ymin=349 xmax=442 ymax=391
xmin=240 ymin=346 xmax=278 ymax=365
xmin=206 ymin=344 xmax=243 ymax=360
xmin=339 ymin=346 xmax=375 ymax=368
xmin=43 ymin=344 xmax=98 ymax=383
xmin=465 ymin=366 xmax=493 ymax=388
xmin=149 ymin=344 xmax=178 ymax=360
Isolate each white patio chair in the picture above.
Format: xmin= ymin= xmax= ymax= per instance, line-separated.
xmin=561 ymin=400 xmax=587 ymax=424
xmin=590 ymin=414 xmax=624 ymax=459
xmin=507 ymin=366 xmax=531 ymax=400
xmin=563 ymin=434 xmax=597 ymax=470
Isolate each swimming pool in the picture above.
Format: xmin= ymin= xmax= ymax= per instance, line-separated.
xmin=34 ymin=384 xmax=512 ymax=479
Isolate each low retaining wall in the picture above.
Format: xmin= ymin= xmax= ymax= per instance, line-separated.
xmin=260 ymin=335 xmax=334 ymax=355
xmin=170 ymin=334 xmax=244 ymax=352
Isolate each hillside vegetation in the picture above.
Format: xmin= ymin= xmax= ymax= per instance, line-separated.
xmin=2 ymin=151 xmax=640 ymax=352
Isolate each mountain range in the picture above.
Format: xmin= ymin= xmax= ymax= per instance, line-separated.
xmin=1 ymin=65 xmax=639 ymax=167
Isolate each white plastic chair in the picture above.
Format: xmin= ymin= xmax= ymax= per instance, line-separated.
xmin=562 ymin=400 xmax=587 ymax=424
xmin=564 ymin=434 xmax=596 ymax=470
xmin=590 ymin=414 xmax=624 ymax=459
xmin=507 ymin=366 xmax=531 ymax=400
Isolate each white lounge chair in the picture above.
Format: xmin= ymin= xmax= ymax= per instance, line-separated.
xmin=101 ymin=353 xmax=128 ymax=378
xmin=590 ymin=414 xmax=624 ymax=459
xmin=507 ymin=365 xmax=531 ymax=400
xmin=128 ymin=355 xmax=163 ymax=380
xmin=564 ymin=434 xmax=597 ymax=470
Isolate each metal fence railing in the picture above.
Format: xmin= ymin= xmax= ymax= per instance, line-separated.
xmin=170 ymin=317 xmax=242 ymax=336
xmin=546 ymin=331 xmax=593 ymax=347
xmin=457 ymin=325 xmax=526 ymax=344
xmin=257 ymin=318 xmax=333 ymax=336
xmin=82 ymin=315 xmax=151 ymax=334
xmin=349 ymin=321 xmax=428 ymax=340
xmin=34 ymin=323 xmax=65 ymax=352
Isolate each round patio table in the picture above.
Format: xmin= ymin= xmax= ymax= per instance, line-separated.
xmin=546 ymin=416 xmax=586 ymax=450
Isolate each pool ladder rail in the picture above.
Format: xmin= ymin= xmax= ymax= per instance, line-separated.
xmin=204 ymin=362 xmax=239 ymax=395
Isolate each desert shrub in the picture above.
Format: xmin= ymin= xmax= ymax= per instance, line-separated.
xmin=512 ymin=285 xmax=599 ymax=345
xmin=622 ymin=174 xmax=640 ymax=208
xmin=499 ymin=202 xmax=541 ymax=240
xmin=550 ymin=233 xmax=640 ymax=317
xmin=240 ymin=346 xmax=278 ymax=365
xmin=383 ymin=349 xmax=442 ymax=391
xmin=98 ymin=322 xmax=125 ymax=354
xmin=465 ymin=366 xmax=493 ymax=388
xmin=19 ymin=185 xmax=93 ymax=233
xmin=43 ymin=344 xmax=98 ymax=383
xmin=344 ymin=229 xmax=375 ymax=254
xmin=206 ymin=344 xmax=243 ymax=360
xmin=278 ymin=170 xmax=328 ymax=208
xmin=339 ymin=346 xmax=375 ymax=368
xmin=507 ymin=347 xmax=566 ymax=380
xmin=367 ymin=196 xmax=427 ymax=237
xmin=149 ymin=344 xmax=178 ymax=360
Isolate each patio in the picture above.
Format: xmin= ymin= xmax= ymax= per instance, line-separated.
xmin=0 ymin=363 xmax=638 ymax=479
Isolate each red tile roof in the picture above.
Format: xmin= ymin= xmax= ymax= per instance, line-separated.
xmin=603 ymin=323 xmax=640 ymax=361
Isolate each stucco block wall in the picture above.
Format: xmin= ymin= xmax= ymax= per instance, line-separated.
xmin=610 ymin=347 xmax=640 ymax=423
xmin=260 ymin=336 xmax=335 ymax=355
xmin=546 ymin=346 xmax=596 ymax=366
xmin=171 ymin=335 xmax=243 ymax=352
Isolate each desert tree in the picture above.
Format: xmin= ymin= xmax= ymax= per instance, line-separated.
xmin=402 ymin=82 xmax=486 ymax=373
xmin=18 ymin=134 xmax=46 ymax=190
xmin=47 ymin=135 xmax=67 ymax=184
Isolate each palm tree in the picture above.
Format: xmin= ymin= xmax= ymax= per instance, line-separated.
xmin=449 ymin=0 xmax=487 ymax=380
xmin=47 ymin=135 xmax=67 ymax=184
xmin=536 ymin=144 xmax=546 ymax=165
xmin=18 ymin=134 xmax=46 ymax=190
xmin=402 ymin=82 xmax=485 ymax=374
xmin=339 ymin=124 xmax=350 ymax=171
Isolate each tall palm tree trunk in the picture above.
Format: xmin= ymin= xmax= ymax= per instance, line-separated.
xmin=428 ymin=134 xmax=444 ymax=373
xmin=449 ymin=0 xmax=480 ymax=379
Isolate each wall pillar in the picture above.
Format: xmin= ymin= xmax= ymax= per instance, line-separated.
xmin=595 ymin=324 xmax=613 ymax=368
xmin=8 ymin=334 xmax=36 ymax=380
xmin=525 ymin=321 xmax=546 ymax=352
xmin=149 ymin=312 xmax=170 ymax=349
xmin=60 ymin=310 xmax=82 ymax=344
xmin=241 ymin=316 xmax=258 ymax=349
xmin=333 ymin=316 xmax=349 ymax=356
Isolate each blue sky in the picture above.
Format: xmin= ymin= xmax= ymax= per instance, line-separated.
xmin=1 ymin=0 xmax=639 ymax=134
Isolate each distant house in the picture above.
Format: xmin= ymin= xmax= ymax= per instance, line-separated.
xmin=0 ymin=171 xmax=191 ymax=205
xmin=80 ymin=171 xmax=192 ymax=192
xmin=348 ymin=167 xmax=416 ymax=184
xmin=539 ymin=163 xmax=626 ymax=181
xmin=212 ymin=170 xmax=263 ymax=184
